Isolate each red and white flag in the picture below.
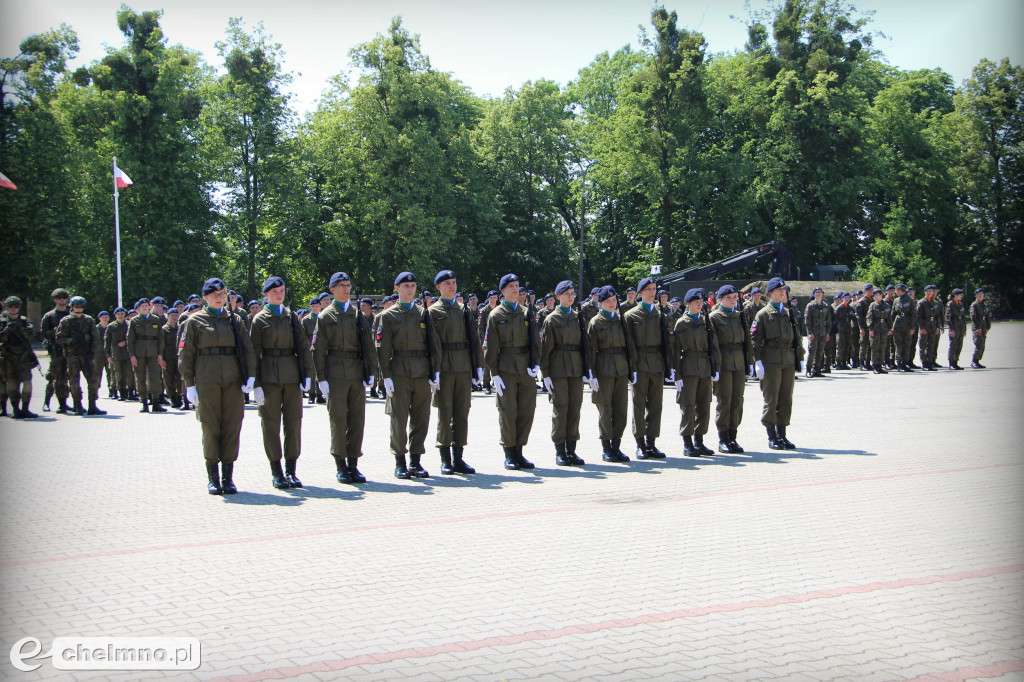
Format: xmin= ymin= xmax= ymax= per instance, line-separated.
xmin=0 ymin=172 xmax=16 ymax=190
xmin=114 ymin=164 xmax=133 ymax=188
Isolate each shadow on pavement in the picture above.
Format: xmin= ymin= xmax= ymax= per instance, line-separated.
xmin=795 ymin=447 xmax=876 ymax=456
xmin=283 ymin=485 xmax=366 ymax=501
xmin=221 ymin=491 xmax=304 ymax=506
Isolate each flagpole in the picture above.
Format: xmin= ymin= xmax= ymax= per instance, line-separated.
xmin=113 ymin=156 xmax=123 ymax=309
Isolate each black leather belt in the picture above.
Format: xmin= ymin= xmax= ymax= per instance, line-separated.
xmin=198 ymin=347 xmax=236 ymax=356
xmin=328 ymin=349 xmax=362 ymax=359
xmin=262 ymin=348 xmax=294 ymax=357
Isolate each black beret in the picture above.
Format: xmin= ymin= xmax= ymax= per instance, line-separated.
xmin=456 ymin=292 xmax=463 ymax=298
xmin=165 ymin=308 xmax=179 ymax=315
xmin=263 ymin=276 xmax=285 ymax=292
xmin=499 ymin=274 xmax=519 ymax=290
xmin=554 ymin=280 xmax=574 ymax=295
xmin=247 ymin=300 xmax=259 ymax=308
xmin=329 ymin=272 xmax=350 ymax=288
xmin=360 ymin=298 xmax=372 ymax=305
xmin=864 ymin=283 xmax=874 ymax=290
xmin=527 ymin=290 xmax=535 ymax=296
xmin=434 ymin=270 xmax=455 ymax=286
xmin=812 ymin=287 xmax=824 ymax=294
xmin=590 ymin=287 xmax=600 ymax=295
xmin=717 ymin=284 xmax=738 ymax=298
xmin=187 ymin=294 xmax=201 ymax=301
xmin=657 ymin=289 xmax=668 ymax=297
xmin=684 ymin=288 xmax=704 ymax=303
xmin=394 ymin=271 xmax=417 ymax=286
xmin=670 ymin=296 xmax=683 ymax=304
xmin=626 ymin=286 xmax=636 ymax=293
xmin=318 ymin=292 xmax=332 ymax=301
xmin=467 ymin=293 xmax=478 ymax=299
xmin=596 ymin=285 xmax=617 ymax=302
xmin=202 ymin=278 xmax=225 ymax=296
xmin=228 ymin=290 xmax=238 ymax=297
xmin=766 ymin=277 xmax=787 ymax=293
xmin=873 ymin=289 xmax=884 ymax=296
xmin=885 ymin=284 xmax=895 ymax=291
xmin=895 ymin=283 xmax=907 ymax=291
xmin=855 ymin=290 xmax=863 ymax=295
xmin=637 ymin=277 xmax=656 ymax=293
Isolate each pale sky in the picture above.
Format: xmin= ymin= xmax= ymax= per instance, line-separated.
xmin=2 ymin=0 xmax=1022 ymax=116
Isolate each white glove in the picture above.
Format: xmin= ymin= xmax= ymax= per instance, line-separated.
xmin=318 ymin=380 xmax=330 ymax=397
xmin=590 ymin=376 xmax=600 ymax=392
xmin=527 ymin=365 xmax=540 ymax=378
xmin=254 ymin=386 xmax=265 ymax=406
xmin=363 ymin=375 xmax=375 ymax=389
xmin=242 ymin=377 xmax=255 ymax=394
xmin=675 ymin=379 xmax=684 ymax=393
xmin=428 ymin=372 xmax=440 ymax=394
xmin=669 ymin=368 xmax=676 ymax=382
xmin=383 ymin=378 xmax=395 ymax=397
xmin=492 ymin=375 xmax=505 ymax=396
xmin=755 ymin=360 xmax=765 ymax=381
xmin=797 ymin=361 xmax=804 ymax=373
xmin=630 ymin=372 xmax=638 ymax=385
xmin=748 ymin=365 xmax=754 ymax=376
xmin=476 ymin=367 xmax=483 ymax=384
xmin=186 ymin=386 xmax=199 ymax=404
xmin=543 ymin=376 xmax=554 ymax=392
xmin=712 ymin=372 xmax=720 ymax=383
xmin=301 ymin=378 xmax=311 ymax=392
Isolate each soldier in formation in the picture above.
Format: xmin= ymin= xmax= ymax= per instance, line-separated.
xmin=0 ymin=296 xmax=39 ymax=418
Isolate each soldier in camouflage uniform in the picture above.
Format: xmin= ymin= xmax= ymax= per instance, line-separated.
xmin=946 ymin=288 xmax=967 ymax=370
xmin=890 ymin=284 xmax=917 ymax=371
xmin=835 ymin=292 xmax=853 ymax=369
xmin=824 ymin=294 xmax=839 ymax=371
xmin=94 ymin=311 xmax=112 ymax=398
xmin=905 ymin=287 xmax=920 ymax=368
xmin=55 ymin=296 xmax=106 ymax=416
xmin=0 ymin=296 xmax=39 ymax=418
xmin=970 ymin=288 xmax=992 ymax=368
xmin=866 ymin=289 xmax=891 ymax=374
xmin=803 ymin=288 xmax=830 ymax=377
xmin=917 ymin=285 xmax=944 ymax=370
xmin=855 ymin=283 xmax=874 ymax=370
xmin=40 ymin=288 xmax=71 ymax=413
xmin=882 ymin=285 xmax=897 ymax=369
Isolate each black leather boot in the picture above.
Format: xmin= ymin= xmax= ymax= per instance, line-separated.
xmin=335 ymin=457 xmax=354 ymax=484
xmin=55 ymin=397 xmax=69 ymax=414
xmin=504 ymin=446 xmax=520 ymax=470
xmin=43 ymin=385 xmax=54 ymax=411
xmin=439 ymin=446 xmax=454 ymax=475
xmin=270 ymin=460 xmax=289 ymax=489
xmin=151 ymin=398 xmax=167 ymax=413
xmin=516 ymin=446 xmax=535 ymax=469
xmin=728 ymin=429 xmax=744 ymax=454
xmin=285 ymin=459 xmax=302 ymax=488
xmin=451 ymin=446 xmax=475 ymax=474
xmin=71 ymin=397 xmax=86 ymax=416
xmin=694 ymin=434 xmax=714 ymax=456
xmin=20 ymin=399 xmax=38 ymax=419
xmin=409 ymin=454 xmax=430 ymax=478
xmin=555 ymin=442 xmax=571 ymax=466
xmin=603 ymin=439 xmax=629 ymax=463
xmin=139 ymin=397 xmax=149 ymax=413
xmin=394 ymin=455 xmax=411 ymax=479
xmin=683 ymin=435 xmax=699 ymax=457
xmin=768 ymin=427 xmax=785 ymax=450
xmin=613 ymin=439 xmax=629 ymax=460
xmin=0 ymin=397 xmax=7 ymax=417
xmin=567 ymin=440 xmax=585 ymax=465
xmin=718 ymin=432 xmax=732 ymax=454
xmin=221 ymin=462 xmax=237 ymax=494
xmin=207 ymin=462 xmax=222 ymax=495
xmin=634 ymin=437 xmax=650 ymax=459
xmin=118 ymin=388 xmax=128 ymax=401
xmin=645 ymin=437 xmax=666 ymax=458
xmin=347 ymin=457 xmax=366 ymax=483
xmin=777 ymin=426 xmax=796 ymax=450
xmin=86 ymin=399 xmax=107 ymax=415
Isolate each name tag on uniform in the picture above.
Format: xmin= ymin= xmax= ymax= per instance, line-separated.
xmin=498 ymin=320 xmax=508 ymax=325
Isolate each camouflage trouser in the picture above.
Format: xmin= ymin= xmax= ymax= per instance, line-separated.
xmin=885 ymin=334 xmax=896 ymax=366
xmin=825 ymin=333 xmax=837 ymax=367
xmin=850 ymin=331 xmax=860 ymax=366
xmin=807 ymin=335 xmax=827 ymax=372
xmin=67 ymin=354 xmax=98 ymax=403
xmin=46 ymin=353 xmax=70 ymax=401
xmin=859 ymin=329 xmax=871 ymax=366
xmin=972 ymin=331 xmax=987 ymax=363
xmin=948 ymin=328 xmax=965 ymax=365
xmin=919 ymin=329 xmax=940 ymax=365
xmin=836 ymin=329 xmax=851 ymax=365
xmin=892 ymin=326 xmax=915 ymax=366
xmin=2 ymin=358 xmax=32 ymax=401
xmin=870 ymin=333 xmax=888 ymax=367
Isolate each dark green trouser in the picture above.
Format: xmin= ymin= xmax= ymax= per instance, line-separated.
xmin=893 ymin=327 xmax=914 ymax=365
xmin=972 ymin=331 xmax=986 ymax=363
xmin=196 ymin=381 xmax=245 ymax=463
xmin=836 ymin=329 xmax=850 ymax=364
xmin=870 ymin=334 xmax=887 ymax=366
xmin=435 ymin=371 xmax=472 ymax=447
xmin=825 ymin=334 xmax=836 ymax=366
xmin=387 ymin=374 xmax=431 ymax=456
xmin=549 ymin=376 xmax=582 ymax=443
xmin=713 ymin=369 xmax=745 ymax=432
xmin=860 ymin=330 xmax=871 ymax=366
xmin=496 ymin=372 xmax=536 ymax=447
xmin=163 ymin=361 xmax=182 ymax=401
xmin=677 ymin=375 xmax=712 ymax=436
xmin=133 ymin=355 xmax=162 ymax=397
xmin=327 ymin=378 xmax=365 ymax=460
xmin=758 ymin=364 xmax=794 ymax=428
xmin=112 ymin=358 xmax=132 ymax=391
xmin=592 ymin=373 xmax=628 ymax=440
xmin=919 ymin=330 xmax=939 ymax=364
xmin=850 ymin=332 xmax=860 ymax=365
xmin=630 ymin=371 xmax=663 ymax=439
xmin=67 ymin=355 xmax=98 ymax=402
xmin=948 ymin=330 xmax=964 ymax=365
xmin=259 ymin=382 xmax=303 ymax=462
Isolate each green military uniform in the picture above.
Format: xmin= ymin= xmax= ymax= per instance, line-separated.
xmin=40 ymin=304 xmax=70 ymax=411
xmin=127 ymin=312 xmax=164 ymax=409
xmin=672 ymin=312 xmax=719 ymax=454
xmin=804 ymin=297 xmax=830 ymax=375
xmin=302 ymin=307 xmax=326 ymax=403
xmin=970 ymin=295 xmax=991 ymax=367
xmin=750 ymin=295 xmax=804 ymax=448
xmin=742 ymin=297 xmax=764 ymax=334
xmin=477 ymin=302 xmax=497 ymax=392
xmin=483 ymin=300 xmax=538 ymax=469
xmin=161 ymin=319 xmax=183 ymax=406
xmin=849 ymin=298 xmax=860 ymax=363
xmin=835 ymin=301 xmax=853 ymax=368
xmin=891 ymin=291 xmax=917 ymax=370
xmin=709 ymin=303 xmax=750 ymax=452
xmin=428 ymin=295 xmax=482 ymax=474
xmin=855 ymin=292 xmax=873 ymax=369
xmin=866 ymin=297 xmax=891 ymax=371
xmin=313 ymin=299 xmax=377 ymax=483
xmin=55 ymin=311 xmax=102 ymax=415
xmin=252 ymin=304 xmax=315 ymax=488
xmin=824 ymin=300 xmax=838 ymax=370
xmin=587 ymin=307 xmax=635 ymax=462
xmin=623 ymin=302 xmax=670 ymax=458
xmin=620 ymin=299 xmax=638 ymax=315
xmin=946 ymin=295 xmax=967 ymax=369
xmin=0 ymin=302 xmax=39 ymax=417
xmin=105 ymin=317 xmax=133 ymax=399
xmin=882 ymin=293 xmax=896 ymax=367
xmin=917 ymin=294 xmax=944 ymax=368
xmin=94 ymin=321 xmax=111 ymax=397
xmin=539 ymin=304 xmax=586 ymax=465
xmin=178 ymin=306 xmax=257 ymax=472
xmin=376 ymin=298 xmax=439 ymax=477
xmin=581 ymin=299 xmax=600 ymax=324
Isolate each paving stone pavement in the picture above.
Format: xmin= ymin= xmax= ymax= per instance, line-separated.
xmin=1 ymin=323 xmax=1021 ymax=681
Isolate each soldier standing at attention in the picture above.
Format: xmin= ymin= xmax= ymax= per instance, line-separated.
xmin=823 ymin=294 xmax=839 ymax=371
xmin=882 ymin=285 xmax=897 ymax=369
xmin=905 ymin=287 xmax=921 ymax=368
xmin=588 ymin=285 xmax=636 ymax=463
xmin=251 ymin=276 xmax=315 ymax=489
xmin=161 ymin=309 xmax=183 ymax=407
xmin=849 ymin=290 xmax=861 ymax=364
xmin=582 ymin=287 xmax=601 ymax=323
xmin=855 ymin=283 xmax=874 ymax=370
xmin=621 ymin=287 xmax=639 ymax=314
xmin=917 ymin=285 xmax=943 ymax=369
xmin=377 ymin=272 xmax=439 ymax=479
xmin=105 ymin=307 xmax=131 ymax=400
xmin=889 ymin=284 xmax=916 ymax=371
xmin=55 ymin=296 xmax=106 ymax=416
xmin=946 ymin=288 xmax=967 ymax=370
xmin=313 ymin=272 xmax=377 ymax=485
xmin=804 ymin=287 xmax=830 ymax=377
xmin=537 ymin=293 xmax=557 ymax=327
xmin=428 ymin=270 xmax=483 ymax=475
xmin=742 ymin=288 xmax=763 ymax=332
xmin=539 ymin=280 xmax=587 ymax=466
xmin=94 ymin=311 xmax=112 ymax=398
xmin=866 ymin=289 xmax=891 ymax=374
xmin=751 ymin=277 xmax=804 ymax=450
xmin=303 ymin=297 xmax=325 ymax=404
xmin=178 ymin=278 xmax=257 ymax=495
xmin=0 ymin=296 xmax=39 ymax=418
xmin=40 ymin=288 xmax=71 ymax=413
xmin=673 ymin=288 xmax=719 ymax=456
xmin=710 ymin=285 xmax=750 ymax=454
xmin=484 ymin=274 xmax=540 ymax=471
xmin=477 ymin=290 xmax=499 ymax=394
xmin=127 ymin=298 xmax=167 ymax=413
xmin=970 ymin=288 xmax=991 ymax=368
xmin=835 ymin=292 xmax=853 ymax=369
xmin=623 ymin=277 xmax=671 ymax=459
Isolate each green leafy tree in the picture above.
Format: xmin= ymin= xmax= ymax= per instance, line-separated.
xmin=856 ymin=201 xmax=938 ymax=289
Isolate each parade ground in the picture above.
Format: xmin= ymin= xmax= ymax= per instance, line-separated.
xmin=1 ymin=323 xmax=1022 ymax=681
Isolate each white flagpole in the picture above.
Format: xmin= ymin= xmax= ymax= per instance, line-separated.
xmin=113 ymin=156 xmax=123 ymax=309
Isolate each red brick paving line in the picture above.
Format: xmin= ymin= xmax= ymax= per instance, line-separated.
xmin=896 ymin=659 xmax=1024 ymax=681
xmin=2 ymin=461 xmax=1019 ymax=568
xmin=215 ymin=564 xmax=1023 ymax=681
